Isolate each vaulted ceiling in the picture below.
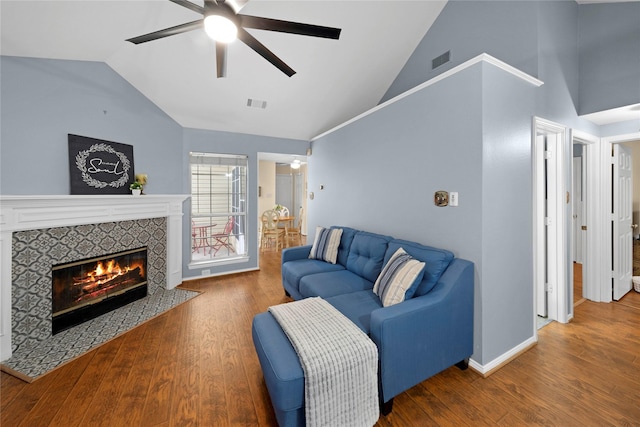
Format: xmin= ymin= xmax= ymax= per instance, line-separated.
xmin=0 ymin=0 xmax=448 ymax=141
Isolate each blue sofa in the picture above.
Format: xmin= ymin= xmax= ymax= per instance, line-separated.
xmin=252 ymin=226 xmax=474 ymax=426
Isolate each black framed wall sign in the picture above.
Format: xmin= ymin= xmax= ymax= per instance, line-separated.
xmin=68 ymin=134 xmax=135 ymax=195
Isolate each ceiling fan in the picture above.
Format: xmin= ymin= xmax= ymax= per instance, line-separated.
xmin=126 ymin=0 xmax=341 ymax=78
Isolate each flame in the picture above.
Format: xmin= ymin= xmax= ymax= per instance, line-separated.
xmin=92 ymin=261 xmax=120 ymax=279
xmin=70 ymin=257 xmax=145 ymax=291
xmin=82 ymin=259 xmax=144 ymax=285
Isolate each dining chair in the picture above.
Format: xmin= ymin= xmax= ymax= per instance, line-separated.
xmin=261 ymin=209 xmax=285 ymax=250
xmin=286 ymin=207 xmax=303 ymax=247
xmin=276 ymin=205 xmax=289 ymax=232
xmin=277 ymin=206 xmax=290 ymax=217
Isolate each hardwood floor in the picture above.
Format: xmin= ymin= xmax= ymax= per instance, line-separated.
xmin=3 ymin=250 xmax=640 ymax=426
xmin=574 ymin=262 xmax=584 ymax=306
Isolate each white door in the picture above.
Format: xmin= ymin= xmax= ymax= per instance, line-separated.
xmin=572 ymin=157 xmax=584 ymax=264
xmin=545 ymin=134 xmax=560 ymax=319
xmin=534 ymin=118 xmax=568 ymax=323
xmin=535 ymin=134 xmax=561 ymax=318
xmin=535 ymin=135 xmax=548 ymax=317
xmin=613 ymin=144 xmax=633 ymax=300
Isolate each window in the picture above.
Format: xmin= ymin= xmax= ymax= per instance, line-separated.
xmin=190 ymin=152 xmax=247 ymax=264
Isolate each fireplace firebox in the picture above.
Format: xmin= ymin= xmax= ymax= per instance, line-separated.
xmin=52 ymin=247 xmax=148 ymax=334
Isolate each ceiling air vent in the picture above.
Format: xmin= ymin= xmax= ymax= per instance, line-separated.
xmin=432 ymin=51 xmax=451 ymax=70
xmin=247 ymin=98 xmax=267 ymax=109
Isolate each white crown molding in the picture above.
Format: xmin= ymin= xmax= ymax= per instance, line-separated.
xmin=312 ymin=53 xmax=543 ymax=141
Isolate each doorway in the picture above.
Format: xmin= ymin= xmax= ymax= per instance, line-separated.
xmin=533 ymin=117 xmax=569 ymax=327
xmin=570 ymin=139 xmax=589 ymax=307
xmin=597 ymin=133 xmax=640 ymax=303
xmin=276 ymin=168 xmax=304 ymax=226
xmin=536 ymin=126 xmax=640 ymax=325
xmin=257 ymin=153 xmax=308 ymax=251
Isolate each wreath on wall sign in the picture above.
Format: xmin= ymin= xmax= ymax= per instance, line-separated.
xmin=75 ymin=143 xmax=131 ymax=189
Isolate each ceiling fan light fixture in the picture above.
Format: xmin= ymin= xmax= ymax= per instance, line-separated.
xmin=126 ymin=0 xmax=342 ymax=77
xmin=204 ymin=14 xmax=237 ymax=43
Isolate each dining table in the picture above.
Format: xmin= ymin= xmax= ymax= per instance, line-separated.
xmin=192 ymin=223 xmax=217 ymax=253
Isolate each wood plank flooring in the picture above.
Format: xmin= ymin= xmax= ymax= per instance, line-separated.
xmin=2 ymin=249 xmax=640 ymax=426
xmin=574 ymin=262 xmax=584 ymax=306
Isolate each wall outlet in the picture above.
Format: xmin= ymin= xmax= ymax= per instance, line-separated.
xmin=202 ymin=269 xmax=211 ymax=276
xmin=450 ymin=192 xmax=459 ymax=207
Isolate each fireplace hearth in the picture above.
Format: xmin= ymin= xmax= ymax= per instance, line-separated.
xmin=1 ymin=195 xmax=189 ymax=362
xmin=52 ymin=247 xmax=148 ymax=334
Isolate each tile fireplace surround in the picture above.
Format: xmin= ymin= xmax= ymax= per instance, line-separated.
xmin=0 ymin=195 xmax=189 ymax=361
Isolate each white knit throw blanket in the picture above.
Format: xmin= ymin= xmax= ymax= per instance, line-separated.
xmin=269 ymin=297 xmax=379 ymax=427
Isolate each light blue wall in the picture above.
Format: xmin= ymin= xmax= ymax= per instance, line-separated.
xmin=536 ymin=0 xmax=590 ymax=132
xmin=0 ymin=56 xmax=183 ymax=194
xmin=600 ymin=120 xmax=640 ymax=138
xmin=381 ymin=0 xmax=539 ymax=104
xmin=383 ymin=0 xmax=640 ymax=136
xmin=182 ymin=127 xmax=307 ymax=279
xmin=480 ymin=63 xmax=537 ymax=363
xmin=309 ymin=67 xmax=483 ymax=250
xmin=0 ymin=55 xmax=309 ymax=280
xmin=309 ymin=62 xmax=538 ymax=365
xmin=578 ymin=3 xmax=640 ymax=115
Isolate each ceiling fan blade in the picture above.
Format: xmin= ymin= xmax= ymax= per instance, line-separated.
xmin=216 ymin=42 xmax=227 ymax=78
xmin=168 ymin=0 xmax=205 ymax=15
xmin=126 ymin=19 xmax=203 ymax=44
xmin=237 ymin=27 xmax=296 ymax=77
xmin=240 ymin=15 xmax=341 ymax=39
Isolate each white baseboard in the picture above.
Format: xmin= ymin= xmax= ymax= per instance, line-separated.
xmin=468 ymin=335 xmax=538 ymax=377
xmin=183 ymin=266 xmax=259 ymax=282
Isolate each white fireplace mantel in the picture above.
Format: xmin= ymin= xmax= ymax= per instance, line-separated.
xmin=0 ymin=194 xmax=189 ymax=361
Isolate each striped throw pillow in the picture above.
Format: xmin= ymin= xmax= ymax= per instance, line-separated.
xmin=374 ymin=247 xmax=426 ymax=307
xmin=309 ymin=227 xmax=343 ymax=264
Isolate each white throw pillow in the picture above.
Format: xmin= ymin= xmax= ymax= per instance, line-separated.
xmin=309 ymin=227 xmax=343 ymax=264
xmin=374 ymin=247 xmax=426 ymax=307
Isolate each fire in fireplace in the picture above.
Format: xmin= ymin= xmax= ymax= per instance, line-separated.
xmin=52 ymin=247 xmax=148 ymax=334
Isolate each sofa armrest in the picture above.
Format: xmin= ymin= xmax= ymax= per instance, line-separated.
xmin=282 ymin=245 xmax=312 ymax=264
xmin=369 ymin=258 xmax=474 ymax=402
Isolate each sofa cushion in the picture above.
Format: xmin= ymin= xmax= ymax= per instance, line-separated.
xmin=325 ymin=290 xmax=383 ymax=334
xmin=346 ymin=231 xmax=393 ymax=283
xmin=331 ymin=226 xmax=358 ymax=267
xmin=309 ymin=227 xmax=343 ymax=264
xmin=299 ymin=270 xmax=375 ymax=299
xmin=374 ymin=247 xmax=426 ymax=307
xmin=385 ymin=239 xmax=454 ymax=296
xmin=282 ymin=259 xmax=346 ymax=292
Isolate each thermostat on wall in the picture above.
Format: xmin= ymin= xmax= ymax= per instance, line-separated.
xmin=434 ymin=191 xmax=449 ymax=207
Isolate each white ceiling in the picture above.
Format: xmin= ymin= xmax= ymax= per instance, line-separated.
xmin=0 ymin=0 xmax=447 ymax=141
xmin=581 ymin=103 xmax=640 ymax=126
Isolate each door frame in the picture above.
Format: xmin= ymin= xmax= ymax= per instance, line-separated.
xmin=599 ymin=132 xmax=640 ymax=302
xmin=533 ymin=117 xmax=569 ymax=328
xmin=571 ymin=130 xmax=598 ymax=303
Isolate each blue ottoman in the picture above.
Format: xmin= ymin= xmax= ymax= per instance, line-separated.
xmin=252 ymin=312 xmax=305 ymax=427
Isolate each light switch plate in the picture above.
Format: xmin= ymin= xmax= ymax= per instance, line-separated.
xmin=450 ymin=192 xmax=458 ymax=206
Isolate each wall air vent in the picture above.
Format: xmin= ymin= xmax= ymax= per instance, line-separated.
xmin=247 ymin=98 xmax=267 ymax=109
xmin=432 ymin=51 xmax=451 ymax=70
